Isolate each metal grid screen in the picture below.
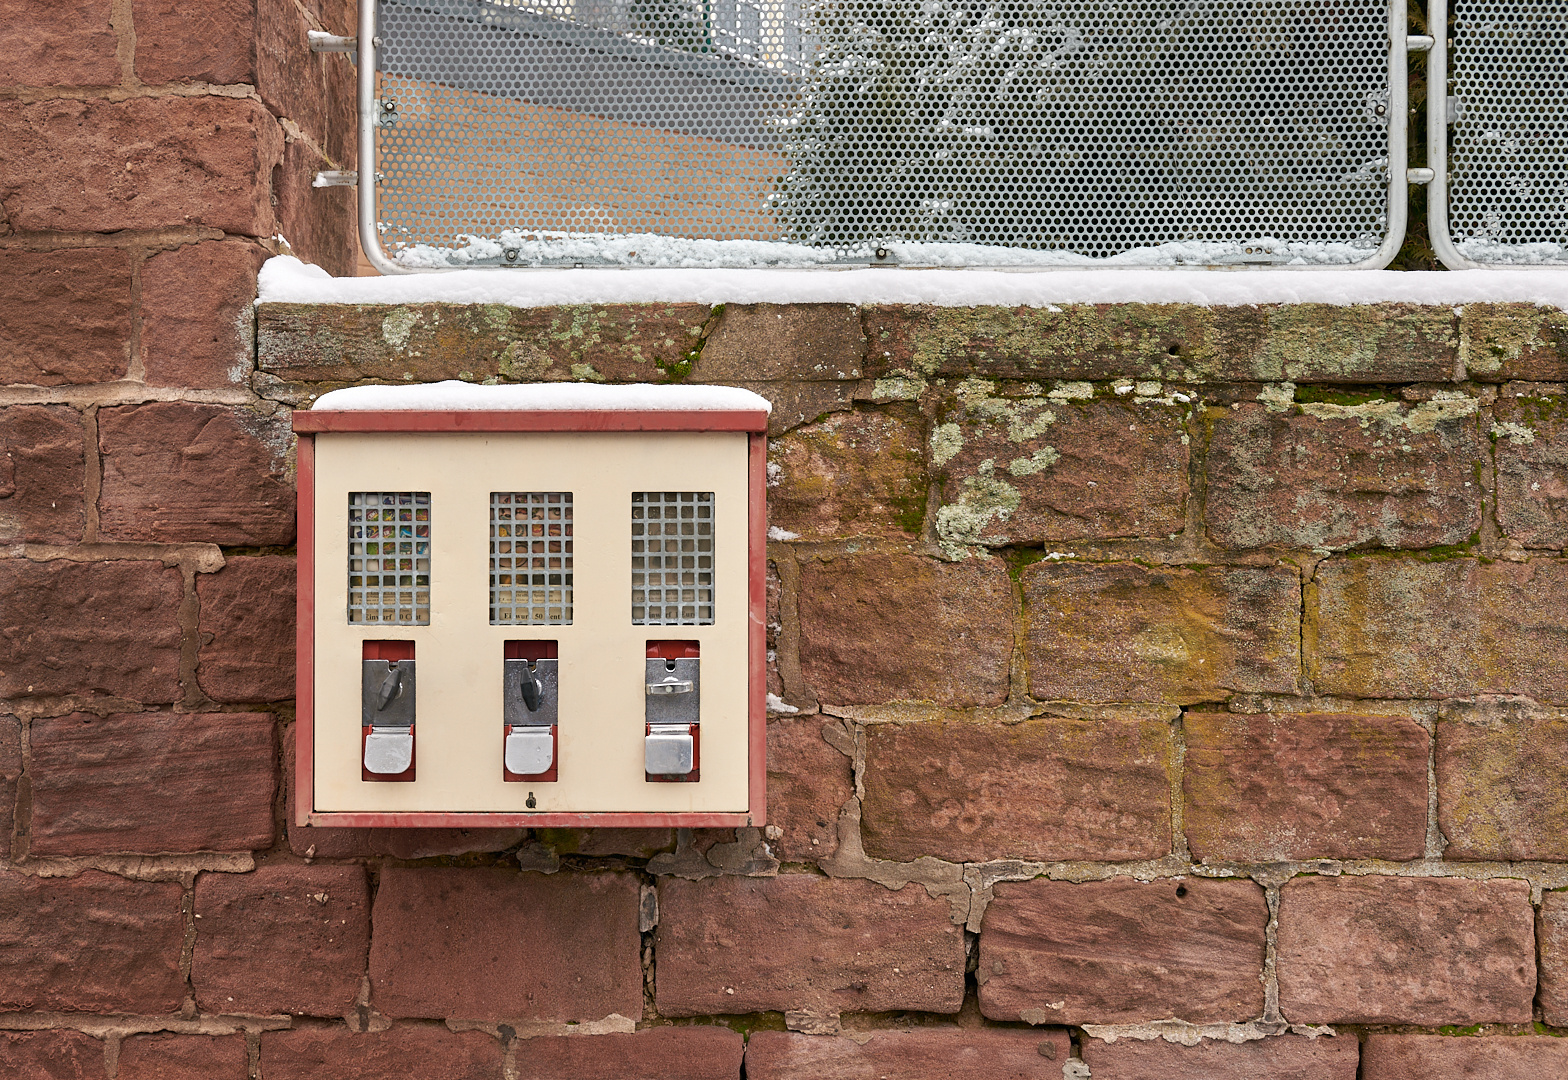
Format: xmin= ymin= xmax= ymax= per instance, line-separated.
xmin=491 ymin=491 xmax=574 ymax=624
xmin=1444 ymin=3 xmax=1568 ymax=265
xmin=371 ymin=0 xmax=1398 ymax=268
xmin=631 ymin=491 xmax=715 ymax=625
xmin=349 ymin=492 xmax=432 ymax=624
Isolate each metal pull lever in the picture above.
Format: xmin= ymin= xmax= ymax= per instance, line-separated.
xmin=647 ymin=678 xmax=694 ymax=695
xmin=376 ymin=665 xmax=404 ymax=711
xmin=518 ymin=662 xmax=543 ymax=712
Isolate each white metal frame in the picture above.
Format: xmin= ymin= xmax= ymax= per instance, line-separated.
xmin=356 ymin=0 xmax=1416 ymax=274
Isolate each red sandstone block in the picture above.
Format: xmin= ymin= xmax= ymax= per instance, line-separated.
xmin=197 ymin=556 xmax=296 ymax=703
xmin=370 ymin=868 xmax=642 ymax=1022
xmin=1183 ymin=712 xmax=1429 ymax=863
xmin=656 ymin=875 xmax=966 ymax=1017
xmin=0 ymin=559 xmax=183 ymax=702
xmin=0 ymin=870 xmax=184 ymax=1012
xmin=0 ymin=716 xmax=18 ymax=860
xmin=0 ymin=0 xmax=118 ymax=88
xmin=116 ymin=1033 xmax=248 ymax=1080
xmin=1081 ymin=1035 xmax=1359 ymax=1080
xmin=1023 ymin=561 xmax=1300 ymax=704
xmin=30 ymin=712 xmax=277 ymax=855
xmin=695 ymin=304 xmax=864 ymax=382
xmin=932 ymin=397 xmax=1189 ymax=545
xmin=746 ymin=1029 xmax=1072 ymax=1080
xmin=766 ymin=718 xmax=852 ymax=862
xmin=258 ymin=0 xmax=358 ymax=164
xmin=514 ymin=1028 xmax=743 ymax=1080
xmin=1437 ymin=700 xmax=1568 ymax=860
xmin=0 ymin=1030 xmax=104 ymax=1078
xmin=270 ymin=137 xmax=360 ymax=278
xmin=0 ymin=406 xmax=85 ymax=543
xmin=768 ymin=407 xmax=928 ymax=540
xmin=0 ymin=249 xmax=132 ymax=385
xmin=1275 ymin=876 xmax=1535 ymax=1025
xmin=1535 ymin=890 xmax=1568 ymax=1026
xmin=1206 ymin=402 xmax=1482 ymax=551
xmin=141 ymin=240 xmax=268 ymax=388
xmin=1310 ymin=556 xmax=1568 ymax=704
xmin=262 ymin=1026 xmax=503 ymax=1080
xmin=98 ymin=403 xmax=295 ymax=545
xmin=861 ymin=716 xmax=1171 ymax=863
xmin=797 ymin=553 xmax=1013 ymax=707
xmin=193 ymin=864 xmax=369 ymax=1016
xmin=1361 ymin=1034 xmax=1568 ymax=1079
xmin=977 ymin=877 xmax=1267 ymax=1025
xmin=0 ymin=97 xmax=281 ymax=235
xmin=1490 ymin=396 xmax=1568 ymax=548
xmin=133 ymin=0 xmax=255 ymax=85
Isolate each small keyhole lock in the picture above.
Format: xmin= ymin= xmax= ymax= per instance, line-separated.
xmin=645 ymin=643 xmax=700 ymax=781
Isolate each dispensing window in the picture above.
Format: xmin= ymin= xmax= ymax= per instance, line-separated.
xmin=294 ymin=383 xmax=768 ymax=829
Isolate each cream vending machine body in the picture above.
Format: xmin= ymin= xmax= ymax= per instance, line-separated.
xmin=293 ymin=383 xmax=769 ymax=828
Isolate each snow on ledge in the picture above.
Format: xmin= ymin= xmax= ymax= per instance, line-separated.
xmin=311 ymin=380 xmax=771 ymax=413
xmin=260 ymin=255 xmax=1568 ymax=310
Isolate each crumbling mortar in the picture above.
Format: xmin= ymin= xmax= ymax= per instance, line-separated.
xmin=0 ymin=82 xmax=264 ymax=105
xmin=176 ymin=564 xmax=210 ymax=711
xmin=81 ymin=406 xmax=102 ymax=541
xmin=0 ymin=384 xmax=257 ymax=409
xmin=6 ymin=542 xmax=226 ymax=573
xmin=0 ymin=227 xmax=228 ymax=252
xmin=1421 ymin=711 xmax=1448 ymax=861
xmin=110 ymin=0 xmax=136 ymax=87
xmin=1261 ymin=883 xmax=1283 ymax=1023
xmin=104 ymin=1031 xmax=120 ymax=1079
xmin=5 ymin=853 xmax=255 ymax=880
xmin=1168 ymin=711 xmax=1190 ymax=862
xmin=0 ymin=1013 xmax=292 ymax=1037
xmin=245 ymin=1029 xmax=261 ymax=1080
xmin=764 ymin=547 xmax=816 ymax=713
xmin=12 ymin=718 xmax=31 ymax=863
xmin=125 ymin=248 xmax=146 ymax=383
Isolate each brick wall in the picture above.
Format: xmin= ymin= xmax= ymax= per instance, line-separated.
xmin=9 ymin=5 xmax=1568 ymax=1079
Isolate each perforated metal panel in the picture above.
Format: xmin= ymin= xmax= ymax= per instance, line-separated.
xmin=631 ymin=491 xmax=715 ymax=625
xmin=363 ymin=0 xmax=1406 ymax=269
xmin=490 ymin=491 xmax=574 ymax=624
xmin=1433 ymin=1 xmax=1568 ymax=267
xmin=349 ymin=492 xmax=432 ymax=624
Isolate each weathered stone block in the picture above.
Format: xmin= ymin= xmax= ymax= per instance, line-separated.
xmin=1537 ymin=890 xmax=1568 ymax=1027
xmin=1459 ymin=304 xmax=1568 ymax=382
xmin=798 ymin=554 xmax=1013 ymax=707
xmin=133 ymin=0 xmax=255 ymax=85
xmin=1361 ymin=1034 xmax=1568 ymax=1079
xmin=514 ymin=1028 xmax=743 ymax=1080
xmin=1081 ymin=1034 xmax=1360 ymax=1080
xmin=533 ymin=828 xmax=676 ymax=859
xmin=1437 ymin=699 xmax=1568 ymax=861
xmin=1493 ymin=393 xmax=1568 ymax=548
xmin=197 ymin=556 xmax=296 ymax=703
xmin=0 ymin=559 xmax=183 ymax=702
xmin=933 ymin=396 xmax=1189 ymax=548
xmin=0 ymin=0 xmax=118 ymax=87
xmin=1206 ymin=400 xmax=1482 ymax=551
xmin=746 ymin=1029 xmax=1072 ymax=1079
xmin=977 ymin=877 xmax=1267 ymax=1025
xmin=1275 ymin=876 xmax=1535 ymax=1025
xmin=369 ymin=868 xmax=642 ymax=1022
xmin=0 ymin=248 xmax=132 ymax=385
xmin=768 ymin=407 xmax=927 ymax=540
xmin=767 ymin=719 xmax=852 ymax=862
xmin=257 ymin=303 xmax=712 ymax=383
xmin=0 ymin=1031 xmax=105 ymax=1078
xmin=656 ymin=875 xmax=966 ymax=1017
xmin=98 ymin=403 xmax=295 ymax=545
xmin=141 ymin=240 xmax=268 ymax=388
xmin=695 ymin=303 xmax=864 ymax=381
xmin=865 ymin=304 xmax=1455 ymax=383
xmin=861 ymin=716 xmax=1171 ymax=863
xmin=262 ymin=1027 xmax=503 ymax=1080
xmin=1183 ymin=712 xmax=1429 ymax=863
xmin=1022 ymin=561 xmax=1300 ymax=704
xmin=0 ymin=405 xmax=85 ymax=543
xmin=193 ymin=864 xmax=370 ymax=1016
xmin=30 ymin=712 xmax=277 ymax=855
xmin=271 ymin=137 xmax=359 ymax=279
xmin=0 ymin=97 xmax=282 ymax=235
xmin=1309 ymin=557 xmax=1568 ymax=704
xmin=0 ymin=870 xmax=185 ymax=1013
xmin=257 ymin=0 xmax=357 ymax=164
xmin=117 ymin=1034 xmax=249 ymax=1080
